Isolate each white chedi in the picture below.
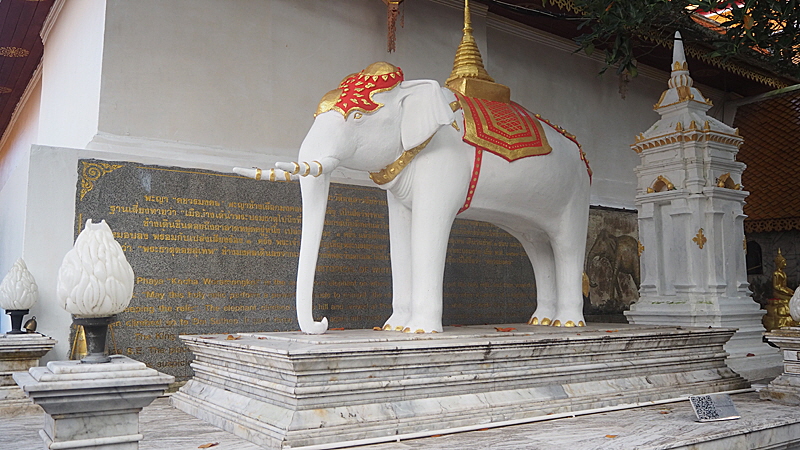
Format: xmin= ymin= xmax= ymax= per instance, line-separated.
xmin=57 ymin=220 xmax=134 ymax=317
xmin=790 ymin=289 xmax=800 ymax=323
xmin=0 ymin=258 xmax=39 ymax=310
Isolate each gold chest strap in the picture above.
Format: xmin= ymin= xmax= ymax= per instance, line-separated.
xmin=368 ymin=133 xmax=435 ymax=186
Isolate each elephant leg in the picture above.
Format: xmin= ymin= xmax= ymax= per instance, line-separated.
xmin=383 ymin=192 xmax=412 ymax=331
xmin=400 ymin=201 xmax=458 ymax=333
xmin=402 ymin=164 xmax=467 ymax=333
xmin=503 ymin=228 xmax=557 ymax=325
xmin=551 ymin=202 xmax=589 ymax=327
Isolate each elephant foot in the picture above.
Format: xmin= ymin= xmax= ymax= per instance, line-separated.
xmin=400 ymin=318 xmax=443 ymax=334
xmin=550 ymin=319 xmax=586 ymax=327
xmin=383 ymin=313 xmax=411 ymax=332
xmin=402 ymin=327 xmax=439 ymax=334
xmin=528 ymin=317 xmax=552 ymax=326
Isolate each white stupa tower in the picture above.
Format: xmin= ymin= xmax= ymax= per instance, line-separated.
xmin=625 ymin=32 xmax=781 ymax=380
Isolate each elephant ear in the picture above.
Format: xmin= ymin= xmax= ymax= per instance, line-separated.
xmin=398 ymin=80 xmax=454 ymax=151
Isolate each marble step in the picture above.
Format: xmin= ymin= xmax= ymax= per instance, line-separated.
xmin=172 ymin=324 xmax=749 ymax=449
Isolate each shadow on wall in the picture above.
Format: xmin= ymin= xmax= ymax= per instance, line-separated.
xmin=584 ymin=207 xmax=640 ymax=323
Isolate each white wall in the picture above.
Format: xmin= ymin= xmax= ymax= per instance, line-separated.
xmin=38 ymin=0 xmax=106 ymax=150
xmin=0 ymin=78 xmax=42 ymax=191
xmin=90 ymin=0 xmax=675 ymax=209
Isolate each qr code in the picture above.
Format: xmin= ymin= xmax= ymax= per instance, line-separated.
xmin=690 ymin=395 xmax=720 ymax=420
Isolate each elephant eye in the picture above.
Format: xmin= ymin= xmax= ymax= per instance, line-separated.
xmin=353 ymin=112 xmax=363 ymax=120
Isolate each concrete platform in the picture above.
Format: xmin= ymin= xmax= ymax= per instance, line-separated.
xmin=2 ymin=391 xmax=800 ymax=449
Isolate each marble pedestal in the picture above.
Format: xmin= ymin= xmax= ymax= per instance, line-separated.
xmin=172 ymin=324 xmax=749 ymax=450
xmin=13 ymin=355 xmax=174 ymax=450
xmin=761 ymin=327 xmax=800 ymax=405
xmin=0 ymin=332 xmax=56 ymax=417
xmin=625 ymin=299 xmax=782 ymax=381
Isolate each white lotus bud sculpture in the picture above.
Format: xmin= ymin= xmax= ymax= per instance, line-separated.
xmin=0 ymin=258 xmax=39 ymax=334
xmin=790 ymin=289 xmax=800 ymax=324
xmin=57 ymin=219 xmax=134 ymax=363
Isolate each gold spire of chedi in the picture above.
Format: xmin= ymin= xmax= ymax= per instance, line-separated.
xmin=445 ymin=0 xmax=511 ymax=103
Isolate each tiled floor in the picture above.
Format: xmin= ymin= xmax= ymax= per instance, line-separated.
xmin=3 ymin=391 xmax=800 ymax=450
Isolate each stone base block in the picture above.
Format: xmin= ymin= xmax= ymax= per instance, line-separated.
xmin=625 ymin=298 xmax=782 ymax=380
xmin=172 ymin=324 xmax=749 ymax=449
xmin=13 ymin=355 xmax=173 ymax=450
xmin=0 ymin=333 xmax=55 ymax=417
xmin=761 ymin=327 xmax=800 ymax=406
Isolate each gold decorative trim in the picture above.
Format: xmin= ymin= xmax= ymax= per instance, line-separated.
xmin=693 ymin=228 xmax=707 ymax=249
xmin=632 ymin=129 xmax=743 ymax=153
xmin=540 ymin=317 xmax=552 ymax=326
xmin=79 ymin=161 xmax=124 ymax=201
xmin=552 ymin=320 xmax=562 ymax=327
xmin=638 ymin=240 xmax=645 ymax=256
xmin=646 ymin=35 xmax=791 ymax=90
xmin=647 ymin=175 xmax=676 ymax=193
xmin=369 ymin=134 xmax=435 ymax=185
xmin=0 ymin=47 xmax=29 ymax=57
xmin=715 ymin=172 xmax=741 ymax=190
xmin=528 ymin=316 xmax=538 ymax=325
xmin=312 ymin=161 xmax=323 ymax=177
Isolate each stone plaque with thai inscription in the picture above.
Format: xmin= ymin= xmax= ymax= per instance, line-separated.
xmin=75 ymin=159 xmax=537 ymax=379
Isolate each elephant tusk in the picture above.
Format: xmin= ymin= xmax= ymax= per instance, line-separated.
xmin=276 ymin=158 xmax=338 ymax=178
xmin=233 ymin=166 xmax=297 ymax=182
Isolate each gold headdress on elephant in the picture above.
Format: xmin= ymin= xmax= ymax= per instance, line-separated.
xmin=315 ymin=62 xmax=404 ymax=119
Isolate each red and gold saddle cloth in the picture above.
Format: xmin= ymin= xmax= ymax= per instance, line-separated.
xmin=455 ymin=93 xmax=552 ymax=161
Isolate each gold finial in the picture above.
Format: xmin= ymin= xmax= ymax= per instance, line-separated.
xmin=776 ymin=248 xmax=787 ymax=266
xmin=445 ymin=0 xmax=510 ymax=102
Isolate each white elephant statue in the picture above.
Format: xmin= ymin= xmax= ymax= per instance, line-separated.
xmin=235 ymin=62 xmax=591 ymax=334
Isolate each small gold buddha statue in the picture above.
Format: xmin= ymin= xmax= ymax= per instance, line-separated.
xmin=763 ymin=249 xmax=799 ymax=331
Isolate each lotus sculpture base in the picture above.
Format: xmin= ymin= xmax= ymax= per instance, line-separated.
xmin=72 ymin=316 xmax=115 ymax=364
xmin=5 ymin=309 xmax=29 ymax=335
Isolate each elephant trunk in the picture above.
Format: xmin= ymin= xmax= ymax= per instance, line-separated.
xmin=294 ymin=170 xmax=335 ymax=334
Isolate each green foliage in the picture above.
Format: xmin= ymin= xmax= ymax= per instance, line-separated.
xmin=690 ymin=0 xmax=800 ymax=76
xmin=573 ymin=0 xmax=800 ymax=78
xmin=573 ymin=0 xmax=691 ymax=75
